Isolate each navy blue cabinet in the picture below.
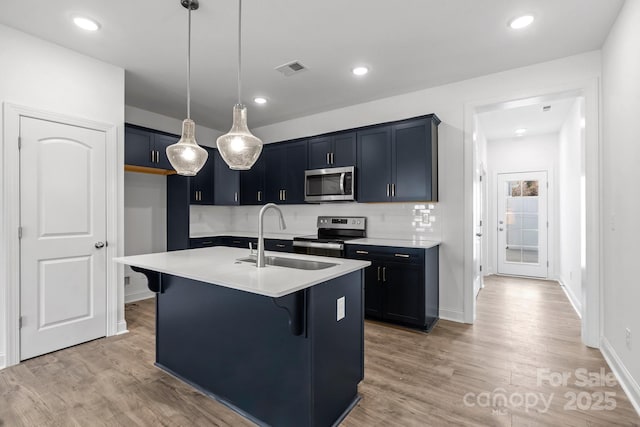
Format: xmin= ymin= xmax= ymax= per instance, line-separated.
xmin=189 ymin=237 xmax=224 ymax=248
xmin=357 ymin=115 xmax=439 ymax=202
xmin=308 ymin=132 xmax=356 ymax=169
xmin=167 ymin=175 xmax=191 ymax=251
xmin=345 ymin=244 xmax=439 ymax=331
xmin=214 ymin=150 xmax=240 ymax=205
xmin=190 ymin=147 xmax=215 ymax=205
xmin=125 ymin=124 xmax=178 ymax=170
xmin=239 ymin=154 xmax=265 ymax=205
xmin=264 ymin=140 xmax=307 ymax=204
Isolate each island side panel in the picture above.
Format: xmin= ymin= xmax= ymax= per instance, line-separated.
xmin=155 ymin=274 xmax=312 ymax=426
xmin=309 ymin=270 xmax=364 ymax=427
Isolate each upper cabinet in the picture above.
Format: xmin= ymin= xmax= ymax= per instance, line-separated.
xmin=124 ymin=124 xmax=178 ymax=170
xmin=214 ymin=149 xmax=240 ymax=206
xmin=190 ymin=146 xmax=215 ymax=205
xmin=240 ymin=154 xmax=266 ymax=205
xmin=357 ymin=115 xmax=439 ymax=202
xmin=308 ymin=132 xmax=356 ymax=169
xmin=264 ymin=139 xmax=307 ymax=204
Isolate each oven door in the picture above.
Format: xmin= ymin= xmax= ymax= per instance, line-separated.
xmin=292 ymin=240 xmax=345 ymax=258
xmin=305 ymin=166 xmax=355 ymax=202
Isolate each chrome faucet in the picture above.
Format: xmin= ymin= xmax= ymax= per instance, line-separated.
xmin=257 ymin=203 xmax=287 ymax=267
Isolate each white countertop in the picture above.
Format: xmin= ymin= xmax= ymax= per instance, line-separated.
xmin=190 ymin=230 xmax=440 ymax=249
xmin=114 ymin=247 xmax=370 ymax=298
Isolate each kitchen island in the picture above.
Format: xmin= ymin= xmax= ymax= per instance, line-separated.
xmin=115 ymin=247 xmax=370 ymax=427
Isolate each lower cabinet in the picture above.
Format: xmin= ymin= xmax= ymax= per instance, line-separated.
xmin=189 ymin=235 xmax=294 ymax=253
xmin=345 ymin=244 xmax=439 ymax=331
xmin=189 ymin=237 xmax=225 ymax=248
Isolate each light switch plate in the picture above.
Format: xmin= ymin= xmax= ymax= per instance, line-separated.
xmin=337 ymin=296 xmax=345 ymax=321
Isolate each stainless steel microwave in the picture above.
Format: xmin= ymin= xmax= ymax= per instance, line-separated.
xmin=304 ymin=166 xmax=355 ymax=202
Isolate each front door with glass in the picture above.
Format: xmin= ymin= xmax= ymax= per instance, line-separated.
xmin=497 ymin=171 xmax=548 ymax=278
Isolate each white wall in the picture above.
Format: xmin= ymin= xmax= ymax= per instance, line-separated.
xmin=601 ymin=0 xmax=640 ymax=413
xmin=557 ymin=98 xmax=585 ymax=315
xmin=486 ymin=134 xmax=559 ymax=277
xmin=0 ymin=24 xmax=125 ymax=368
xmin=124 ymin=172 xmax=167 ymax=302
xmin=234 ymin=51 xmax=602 ymax=322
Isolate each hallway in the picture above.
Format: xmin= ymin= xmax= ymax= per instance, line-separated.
xmin=0 ymin=276 xmax=638 ymax=426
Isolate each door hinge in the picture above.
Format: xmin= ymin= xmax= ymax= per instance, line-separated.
xmin=547 ymin=261 xmax=549 ymax=267
xmin=547 ymin=221 xmax=549 ymax=228
xmin=479 ymin=175 xmax=483 ymax=182
xmin=479 ymin=220 xmax=483 ymax=227
xmin=19 ymin=316 xmax=23 ymax=328
xmin=546 ymin=182 xmax=549 ymax=189
xmin=18 ymin=136 xmax=22 ymax=150
xmin=480 ymin=265 xmax=483 ymax=272
xmin=18 ymin=226 xmax=22 ymax=239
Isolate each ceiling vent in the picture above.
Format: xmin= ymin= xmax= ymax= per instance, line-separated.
xmin=542 ymin=105 xmax=551 ymax=112
xmin=275 ymin=60 xmax=308 ymax=76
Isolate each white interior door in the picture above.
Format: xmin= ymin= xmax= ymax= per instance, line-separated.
xmin=20 ymin=116 xmax=107 ymax=360
xmin=497 ymin=171 xmax=548 ymax=278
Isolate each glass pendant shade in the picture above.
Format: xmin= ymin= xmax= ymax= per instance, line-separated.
xmin=166 ymin=119 xmax=208 ymax=176
xmin=216 ymin=104 xmax=263 ymax=170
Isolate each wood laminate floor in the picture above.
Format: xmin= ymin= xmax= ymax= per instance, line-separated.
xmin=1 ymin=275 xmax=638 ymax=426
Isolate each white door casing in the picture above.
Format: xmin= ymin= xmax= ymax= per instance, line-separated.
xmin=19 ymin=116 xmax=107 ymax=360
xmin=473 ymin=167 xmax=486 ymax=298
xmin=497 ymin=171 xmax=548 ymax=278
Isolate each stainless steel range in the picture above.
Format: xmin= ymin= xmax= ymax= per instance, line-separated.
xmin=293 ymin=216 xmax=366 ymax=258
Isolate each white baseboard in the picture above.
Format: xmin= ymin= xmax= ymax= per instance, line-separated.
xmin=0 ymin=353 xmax=5 ymax=370
xmin=125 ymin=289 xmax=155 ymax=304
xmin=439 ymin=308 xmax=465 ymax=323
xmin=557 ymin=277 xmax=582 ymax=318
xmin=116 ymin=320 xmax=129 ymax=335
xmin=600 ymin=336 xmax=640 ymax=417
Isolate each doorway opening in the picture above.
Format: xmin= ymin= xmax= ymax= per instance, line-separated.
xmin=470 ymin=90 xmax=592 ymax=342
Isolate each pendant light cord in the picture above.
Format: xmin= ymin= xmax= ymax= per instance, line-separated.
xmin=187 ymin=0 xmax=193 ymax=119
xmin=237 ymin=0 xmax=242 ymax=105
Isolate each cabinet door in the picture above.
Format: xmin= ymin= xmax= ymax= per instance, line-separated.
xmin=357 ymin=126 xmax=392 ymax=202
xmin=191 ymin=147 xmax=215 ymax=205
xmin=282 ymin=140 xmax=308 ymax=204
xmin=240 ymin=154 xmax=265 ymax=205
xmin=124 ymin=126 xmax=153 ymax=167
xmin=364 ymin=262 xmax=384 ymax=319
xmin=382 ymin=262 xmax=425 ymax=327
xmin=153 ymin=133 xmax=179 ymax=170
xmin=331 ymin=132 xmax=357 ymax=167
xmin=167 ymin=175 xmax=191 ymax=251
xmin=213 ymin=150 xmax=240 ymax=205
xmin=264 ymin=144 xmax=287 ymax=203
xmin=265 ymin=239 xmax=293 ymax=253
xmin=392 ymin=118 xmax=433 ymax=201
xmin=308 ymin=136 xmax=332 ymax=169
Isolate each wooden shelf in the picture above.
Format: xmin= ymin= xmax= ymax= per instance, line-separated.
xmin=124 ymin=164 xmax=177 ymax=176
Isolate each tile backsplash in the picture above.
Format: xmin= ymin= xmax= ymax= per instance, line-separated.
xmin=190 ymin=202 xmax=441 ymax=241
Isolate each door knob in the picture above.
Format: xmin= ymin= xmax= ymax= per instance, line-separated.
xmin=95 ymin=242 xmax=105 ymax=249
xmin=498 ymin=228 xmax=504 ymax=231
xmin=476 ymin=233 xmax=483 ymax=237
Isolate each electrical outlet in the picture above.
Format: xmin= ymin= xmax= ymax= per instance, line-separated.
xmin=625 ymin=328 xmax=632 ymax=350
xmin=124 ymin=276 xmax=130 ymax=285
xmin=336 ymin=296 xmax=345 ymax=321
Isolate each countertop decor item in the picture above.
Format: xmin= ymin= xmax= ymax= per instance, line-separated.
xmin=216 ymin=0 xmax=263 ymax=170
xmin=166 ymin=0 xmax=208 ymax=176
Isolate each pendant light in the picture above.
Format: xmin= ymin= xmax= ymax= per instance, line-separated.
xmin=166 ymin=0 xmax=209 ymax=176
xmin=216 ymin=0 xmax=263 ymax=170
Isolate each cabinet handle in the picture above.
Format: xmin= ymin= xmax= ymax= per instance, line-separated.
xmin=257 ymin=191 xmax=262 ymax=202
xmin=386 ymin=184 xmax=390 ymax=197
xmin=150 ymin=150 xmax=154 ymax=163
xmin=382 ymin=267 xmax=386 ymax=282
xmin=156 ymin=150 xmax=160 ymax=163
xmin=232 ymin=240 xmax=241 ymax=244
xmin=276 ymin=244 xmax=286 ymax=248
xmin=326 ymin=152 xmax=330 ymax=165
xmin=392 ymin=183 xmax=396 ymax=197
xmin=234 ymin=192 xmax=238 ymax=202
xmin=377 ymin=266 xmax=381 ymax=281
xmin=202 ymin=241 xmax=213 ymax=244
xmin=394 ymin=253 xmax=410 ymax=258
xmin=356 ymin=250 xmax=369 ymax=254
xmin=283 ymin=189 xmax=286 ymax=200
xmin=330 ymin=152 xmax=334 ymax=165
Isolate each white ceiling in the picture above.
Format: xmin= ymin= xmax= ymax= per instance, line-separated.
xmin=477 ymin=97 xmax=579 ymax=140
xmin=0 ymin=0 xmax=623 ymax=130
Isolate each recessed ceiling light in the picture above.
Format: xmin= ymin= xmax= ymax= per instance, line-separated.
xmin=515 ymin=128 xmax=527 ymax=136
xmin=254 ymin=97 xmax=267 ymax=105
xmin=73 ymin=16 xmax=100 ymax=31
xmin=352 ymin=66 xmax=369 ymax=76
xmin=509 ymin=15 xmax=534 ymax=30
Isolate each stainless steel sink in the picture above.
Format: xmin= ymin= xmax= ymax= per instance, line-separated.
xmin=236 ymin=256 xmax=337 ymax=270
